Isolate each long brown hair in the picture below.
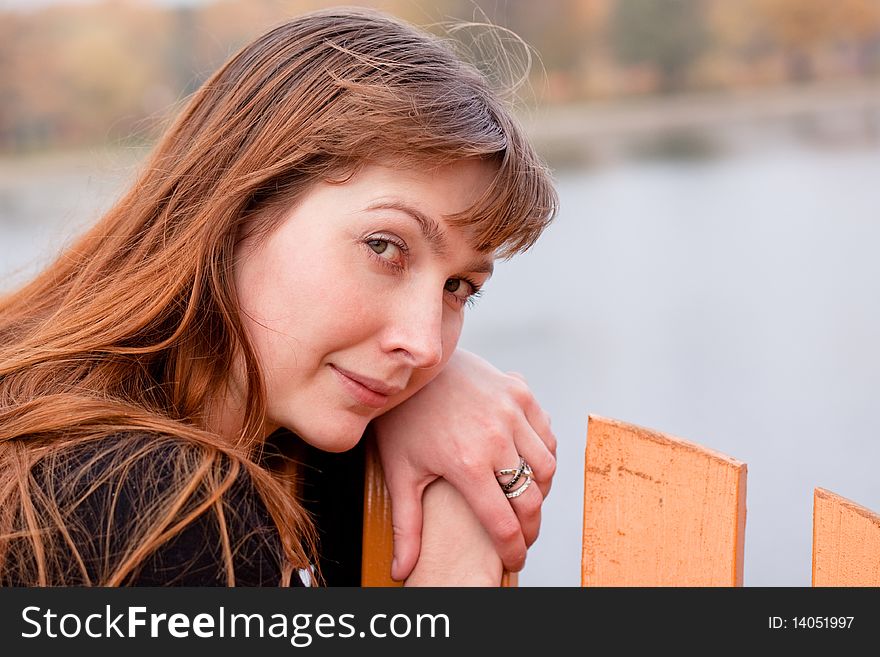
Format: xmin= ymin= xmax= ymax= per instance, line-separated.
xmin=0 ymin=7 xmax=557 ymax=586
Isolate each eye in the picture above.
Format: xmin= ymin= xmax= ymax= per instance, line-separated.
xmin=364 ymin=236 xmax=407 ymax=270
xmin=444 ymin=278 xmax=464 ymax=294
xmin=444 ymin=277 xmax=482 ymax=307
xmin=367 ymin=238 xmax=398 ymax=258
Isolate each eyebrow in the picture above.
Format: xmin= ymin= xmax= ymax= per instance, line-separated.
xmin=365 ymin=200 xmax=495 ymax=275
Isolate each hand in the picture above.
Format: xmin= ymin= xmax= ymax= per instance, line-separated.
xmin=403 ymin=478 xmax=503 ymax=586
xmin=371 ymin=348 xmax=557 ymax=581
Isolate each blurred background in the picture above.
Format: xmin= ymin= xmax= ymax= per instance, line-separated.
xmin=1 ymin=0 xmax=879 ymax=586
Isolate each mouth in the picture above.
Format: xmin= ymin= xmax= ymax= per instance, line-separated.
xmin=329 ymin=365 xmax=404 ymax=409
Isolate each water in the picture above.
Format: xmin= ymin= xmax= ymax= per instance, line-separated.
xmin=0 ymin=149 xmax=142 ymax=290
xmin=2 ymin=144 xmax=879 ymax=586
xmin=461 ymin=146 xmax=880 ymax=586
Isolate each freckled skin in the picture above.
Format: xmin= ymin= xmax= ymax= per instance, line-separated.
xmin=229 ymin=160 xmax=496 ymax=452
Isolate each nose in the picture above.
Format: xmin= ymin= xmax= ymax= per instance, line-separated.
xmin=381 ymin=285 xmax=445 ymax=369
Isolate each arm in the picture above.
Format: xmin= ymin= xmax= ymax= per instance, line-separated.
xmin=404 ymin=478 xmax=502 ymax=587
xmin=372 ymin=348 xmax=557 ymax=581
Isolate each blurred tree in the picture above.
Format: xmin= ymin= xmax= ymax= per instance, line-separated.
xmin=609 ymin=0 xmax=710 ymax=93
xmin=751 ymin=0 xmax=832 ymax=81
xmin=0 ymin=1 xmax=169 ymax=152
xmin=0 ymin=12 xmax=24 ymax=150
xmin=750 ymin=0 xmax=880 ymax=80
xmin=831 ymin=0 xmax=880 ymax=75
xmin=1 ymin=0 xmax=878 ymax=154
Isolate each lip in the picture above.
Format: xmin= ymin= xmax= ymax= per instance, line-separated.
xmin=330 ymin=365 xmax=404 ymax=409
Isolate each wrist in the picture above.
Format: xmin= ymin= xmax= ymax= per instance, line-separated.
xmin=404 ymin=479 xmax=504 ymax=587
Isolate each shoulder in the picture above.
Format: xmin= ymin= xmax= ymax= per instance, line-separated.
xmin=33 ymin=432 xmax=299 ymax=586
xmin=43 ymin=431 xmax=255 ymax=497
xmin=37 ymin=432 xmax=252 ymax=520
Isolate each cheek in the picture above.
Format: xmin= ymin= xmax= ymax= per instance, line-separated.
xmin=255 ymin=248 xmax=373 ymax=337
xmin=442 ymin=312 xmax=464 ymax=354
xmin=293 ymin=267 xmax=382 ymax=347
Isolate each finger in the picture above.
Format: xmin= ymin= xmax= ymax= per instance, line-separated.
xmin=523 ymin=398 xmax=556 ymax=458
xmin=513 ymin=419 xmax=556 ymax=499
xmin=444 ymin=468 xmax=528 ymax=572
xmin=384 ymin=475 xmax=429 ymax=581
xmin=508 ymin=385 xmax=556 ymax=500
xmin=501 ymin=391 xmax=555 ymax=499
xmin=503 ymin=468 xmax=544 ymax=547
xmin=507 ymin=372 xmax=557 ymax=458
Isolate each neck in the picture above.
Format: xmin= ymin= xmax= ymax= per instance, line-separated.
xmin=205 ymin=385 xmax=278 ymax=445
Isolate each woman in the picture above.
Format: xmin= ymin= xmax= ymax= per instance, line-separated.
xmin=0 ymin=7 xmax=557 ymax=586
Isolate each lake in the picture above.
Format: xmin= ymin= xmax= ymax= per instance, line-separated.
xmin=2 ymin=140 xmax=879 ymax=586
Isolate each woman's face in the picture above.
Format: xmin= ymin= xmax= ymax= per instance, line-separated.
xmin=231 ymin=160 xmax=496 ymax=452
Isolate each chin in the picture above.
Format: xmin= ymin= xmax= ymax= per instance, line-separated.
xmin=298 ymin=417 xmax=369 ymax=453
xmin=319 ymin=435 xmax=364 ymax=453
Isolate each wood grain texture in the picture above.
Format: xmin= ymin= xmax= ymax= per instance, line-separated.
xmin=812 ymin=487 xmax=880 ymax=586
xmin=582 ymin=414 xmax=747 ymax=586
xmin=361 ymin=435 xmax=402 ymax=587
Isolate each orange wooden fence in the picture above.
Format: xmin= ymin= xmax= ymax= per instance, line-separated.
xmin=582 ymin=414 xmax=746 ymax=586
xmin=812 ymin=487 xmax=880 ymax=586
xmin=361 ymin=437 xmax=400 ymax=587
xmin=582 ymin=414 xmax=880 ymax=587
xmin=358 ymin=414 xmax=880 ymax=587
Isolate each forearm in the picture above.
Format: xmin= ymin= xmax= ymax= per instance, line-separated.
xmin=404 ymin=478 xmax=503 ymax=587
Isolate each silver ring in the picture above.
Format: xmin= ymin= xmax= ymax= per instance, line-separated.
xmin=495 ymin=457 xmax=533 ymax=499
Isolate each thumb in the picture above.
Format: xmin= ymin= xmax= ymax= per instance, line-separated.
xmin=386 ymin=476 xmax=428 ymax=581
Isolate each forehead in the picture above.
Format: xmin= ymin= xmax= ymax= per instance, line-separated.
xmin=331 ymin=160 xmax=498 ymax=249
xmin=345 ymin=159 xmax=495 ymax=209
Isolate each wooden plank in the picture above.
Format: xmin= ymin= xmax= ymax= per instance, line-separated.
xmin=812 ymin=487 xmax=880 ymax=586
xmin=361 ymin=435 xmax=403 ymax=587
xmin=360 ymin=434 xmax=517 ymax=587
xmin=582 ymin=414 xmax=747 ymax=586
